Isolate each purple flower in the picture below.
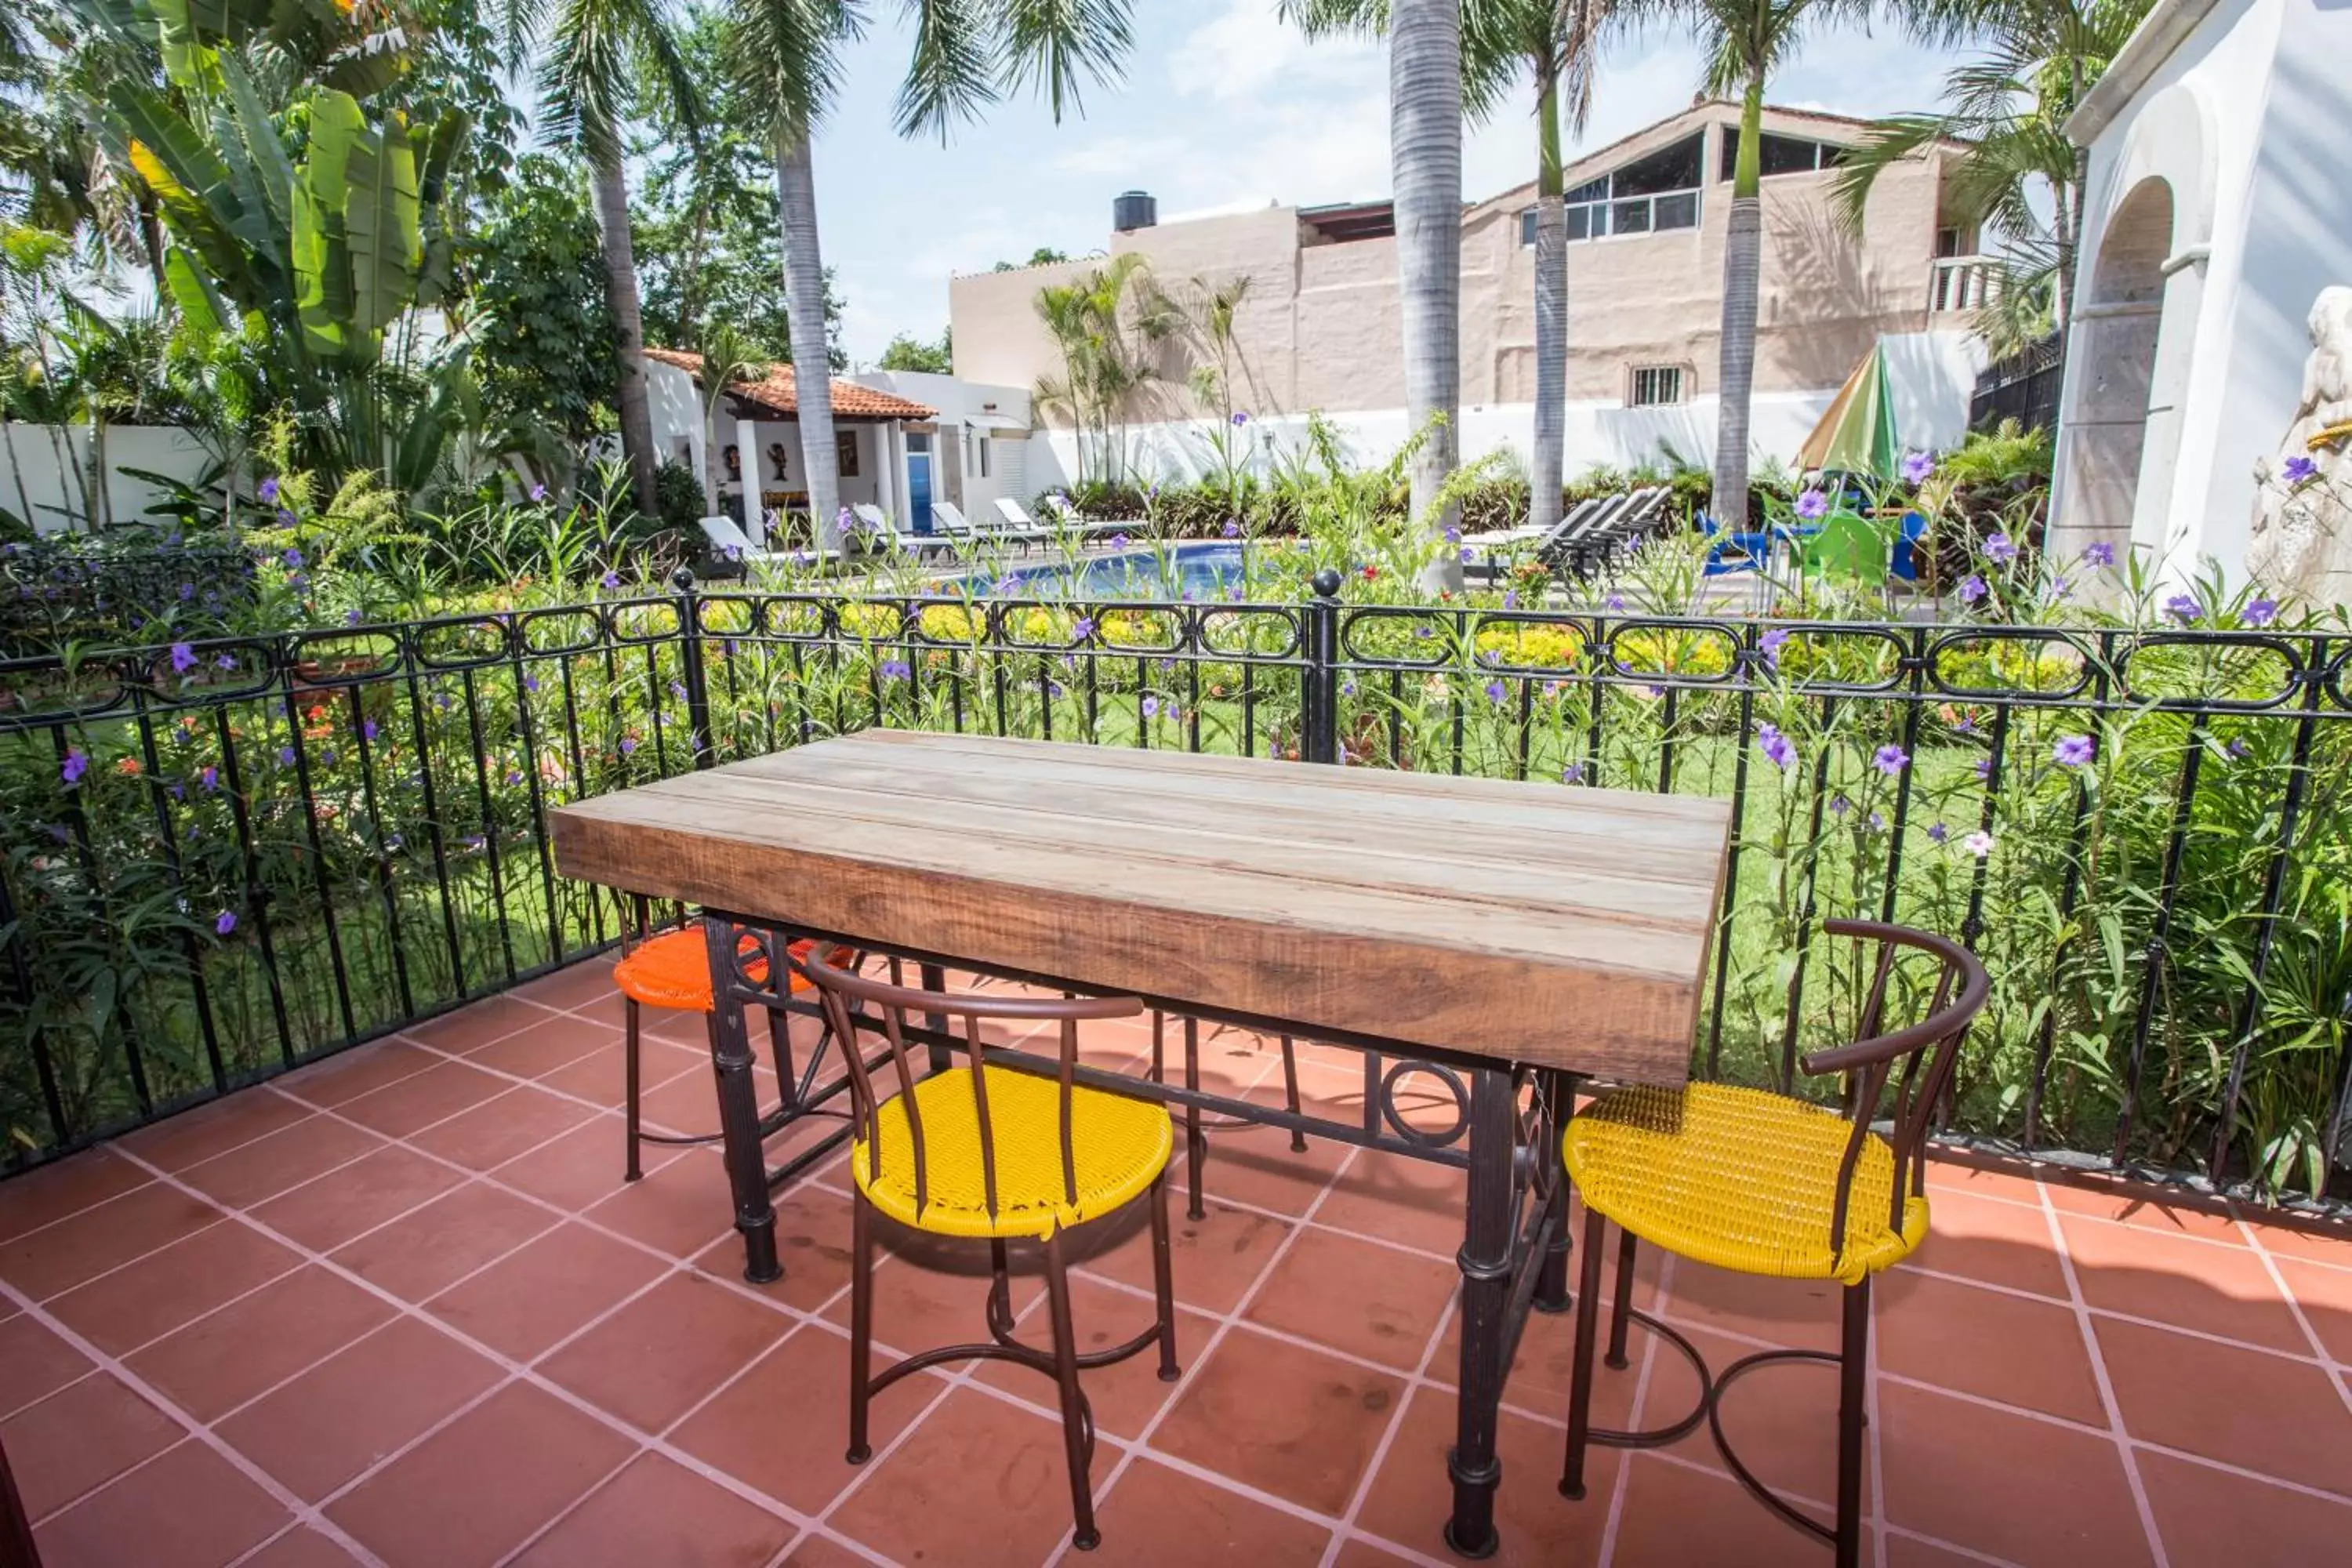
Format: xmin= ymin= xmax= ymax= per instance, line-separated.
xmin=2226 ymin=735 xmax=2250 ymax=760
xmin=1109 ymin=533 xmax=1130 ymax=550
xmin=281 ymin=546 xmax=303 ymax=568
xmin=879 ymin=659 xmax=911 ymax=682
xmin=1484 ymin=680 xmax=1507 ymax=704
xmin=1226 ymin=583 xmax=1245 ymax=601
xmin=214 ymin=910 xmax=237 ymax=936
xmin=1758 ymin=627 xmax=1790 ymax=668
xmin=1756 ymin=723 xmax=1796 ymax=770
xmin=1794 ymin=488 xmax=1829 ymax=521
xmin=1926 ymin=822 xmax=1949 ymax=844
xmin=523 ymin=673 xmax=541 ymax=694
xmin=505 ymin=768 xmax=523 ymax=786
xmin=530 ymin=483 xmax=550 ymax=502
xmin=1605 ymin=593 xmax=1626 ymax=612
xmin=1873 ymin=744 xmax=1908 ymax=775
xmin=344 ymin=608 xmax=363 ymax=627
xmin=169 ymin=641 xmax=196 ymax=673
xmin=179 ymin=582 xmax=194 ymax=601
xmin=2049 ymin=576 xmax=2071 ymax=599
xmin=199 ymin=766 xmax=218 ymax=792
xmin=1231 ymin=411 xmax=1250 ymax=426
xmin=1868 ymin=811 xmax=1886 ymax=831
xmin=1975 ymin=757 xmax=1994 ymax=781
xmin=2244 ymin=597 xmax=2278 ymax=627
xmin=1984 ymin=532 xmax=2016 ymax=564
xmin=277 ymin=746 xmax=296 ymax=766
xmin=275 ymin=509 xmax=296 ymax=528
xmin=2052 ymin=734 xmax=2095 ymax=768
xmin=215 ymin=653 xmax=236 ymax=671
xmin=1222 ymin=519 xmax=1241 ymax=538
xmin=1562 ymin=762 xmax=1584 ymax=783
xmin=257 ymin=477 xmax=279 ymax=504
xmin=1141 ymin=696 xmax=1160 ymax=719
xmin=1963 ymin=829 xmax=1994 ymax=858
xmin=2165 ymin=593 xmax=2201 ymax=623
xmin=601 ymin=571 xmax=620 ymax=590
xmin=2283 ymin=455 xmax=2319 ymax=485
xmin=1458 ymin=546 xmax=1474 ymax=563
xmin=1900 ymin=450 xmax=1934 ymax=485
xmin=1502 ymin=590 xmax=1519 ymax=610
xmin=1829 ymin=795 xmax=1852 ymax=817
xmin=1959 ymin=574 xmax=1988 ymax=604
xmin=2083 ymin=541 xmax=2116 ymax=568
xmin=1072 ymin=617 xmax=1095 ymax=639
xmin=361 ymin=720 xmax=379 ymax=742
xmin=61 ymin=749 xmax=88 ymax=786
xmin=618 ymin=736 xmax=638 ymax=755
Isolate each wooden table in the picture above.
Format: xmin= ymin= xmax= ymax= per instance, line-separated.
xmin=552 ymin=729 xmax=1730 ymax=1557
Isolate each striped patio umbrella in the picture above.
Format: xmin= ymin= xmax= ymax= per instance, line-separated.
xmin=1797 ymin=340 xmax=1900 ymax=481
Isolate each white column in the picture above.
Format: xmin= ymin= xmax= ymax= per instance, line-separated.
xmin=875 ymin=423 xmax=899 ymax=532
xmin=736 ymin=414 xmax=762 ymax=543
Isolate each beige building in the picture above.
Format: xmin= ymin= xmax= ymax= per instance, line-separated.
xmin=950 ymin=98 xmax=1987 ymax=481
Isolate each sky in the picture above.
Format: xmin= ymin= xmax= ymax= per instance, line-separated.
xmin=789 ymin=0 xmax=1973 ymax=365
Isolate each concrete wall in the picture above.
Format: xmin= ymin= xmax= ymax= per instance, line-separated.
xmin=2053 ymin=0 xmax=2352 ymax=586
xmin=950 ymin=102 xmax=1965 ymax=437
xmin=1 ymin=424 xmax=216 ymax=535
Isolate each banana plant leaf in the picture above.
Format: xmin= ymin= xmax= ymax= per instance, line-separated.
xmin=292 ymin=89 xmax=363 ymax=363
xmin=340 ymin=114 xmax=421 ymax=341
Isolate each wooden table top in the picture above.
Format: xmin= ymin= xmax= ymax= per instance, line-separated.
xmin=550 ymin=730 xmax=1731 ymax=1080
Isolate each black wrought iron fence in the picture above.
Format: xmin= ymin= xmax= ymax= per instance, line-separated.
xmin=5 ymin=572 xmax=2349 ymax=1212
xmin=1 ymin=537 xmax=260 ymax=655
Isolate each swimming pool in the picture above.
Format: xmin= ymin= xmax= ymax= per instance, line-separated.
xmin=955 ymin=542 xmax=1250 ymax=601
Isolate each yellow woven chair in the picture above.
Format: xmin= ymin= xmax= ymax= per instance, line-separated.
xmin=1559 ymin=920 xmax=1987 ymax=1567
xmin=797 ymin=949 xmax=1179 ymax=1552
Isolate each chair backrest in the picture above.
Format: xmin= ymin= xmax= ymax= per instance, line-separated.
xmin=1544 ymin=495 xmax=1605 ymax=546
xmin=851 ymin=503 xmax=891 ymax=535
xmin=993 ymin=496 xmax=1036 ymax=529
xmin=793 ymin=946 xmax=1145 ymax=1224
xmin=1797 ymin=919 xmax=1990 ymax=1262
xmin=932 ymin=500 xmax=973 ymax=535
xmin=698 ymin=514 xmax=755 ymax=557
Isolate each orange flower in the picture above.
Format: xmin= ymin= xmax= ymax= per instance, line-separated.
xmin=116 ymin=757 xmax=142 ymax=776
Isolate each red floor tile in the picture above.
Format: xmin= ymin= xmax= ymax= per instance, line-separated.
xmin=325 ymin=1380 xmax=634 ymax=1566
xmin=2042 ymin=1177 xmax=2245 ymax=1242
xmin=0 ymin=1311 xmax=93 ymax=1420
xmin=0 ymin=1181 xmax=226 ymax=1301
xmin=1873 ymin=1269 xmax=2107 ymax=1425
xmin=329 ymin=1181 xmax=557 ymax=1302
xmin=827 ymin=1385 xmax=1090 ymax=1566
xmin=458 ymin=1013 xmax=621 ymax=1081
xmin=1090 ymin=1455 xmax=1333 ymax=1564
xmin=425 ymin=1222 xmax=668 ymax=1361
xmin=1875 ymin=1381 xmax=2153 ymax=1567
xmin=580 ymin=1148 xmax=737 ymax=1258
xmin=406 ymin=1084 xmax=597 ymax=1172
xmin=1315 ymin=1147 xmax=1468 ymax=1256
xmin=508 ymin=958 xmax=620 ymax=1014
xmin=817 ymin=1225 xmax=1048 ymax=1363
xmin=116 ymin=1090 xmax=315 ymax=1174
xmin=125 ymin=1264 xmax=395 ymax=1421
xmin=1904 ymin=1188 xmax=2070 ymax=1298
xmin=2059 ymin=1214 xmax=2309 ymax=1352
xmin=216 ymin=1318 xmax=506 ymax=1501
xmin=1152 ymin=1325 xmax=1405 ymax=1516
xmin=695 ymin=1182 xmax=856 ymax=1312
xmin=507 ymin=1451 xmax=794 ymax=1567
xmin=2092 ymin=1316 xmax=2352 ymax=1496
xmin=236 ymin=1526 xmax=368 ymax=1566
xmin=176 ymin=1114 xmax=387 ymax=1210
xmin=1606 ymin=1454 xmax=1840 ymax=1568
xmin=1075 ymin=1195 xmax=1294 ymax=1316
xmin=0 ymin=1148 xmax=151 ymax=1244
xmin=670 ymin=1320 xmax=942 ymax=1514
xmin=2136 ymin=1447 xmax=2352 ymax=1567
xmin=492 ymin=1117 xmax=679 ymax=1210
xmin=2 ymin=1372 xmax=183 ymax=1520
xmin=2270 ymin=1251 xmax=2352 ymax=1363
xmin=247 ymin=1143 xmax=469 ymax=1252
xmin=336 ymin=1060 xmax=513 ymax=1139
xmin=399 ymin=994 xmax=550 ymax=1053
xmin=274 ymin=1040 xmax=441 ymax=1109
xmin=1245 ymin=1226 xmax=1459 ymax=1370
xmin=45 ymin=1218 xmax=303 ymax=1356
xmin=540 ymin=1271 xmax=793 ymax=1432
xmin=33 ymin=1438 xmax=289 ymax=1568
xmin=975 ymin=1275 xmax=1210 ymax=1439
xmin=1356 ymin=1381 xmax=1617 ymax=1566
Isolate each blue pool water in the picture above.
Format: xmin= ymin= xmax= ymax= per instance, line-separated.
xmin=959 ymin=542 xmax=1250 ymax=601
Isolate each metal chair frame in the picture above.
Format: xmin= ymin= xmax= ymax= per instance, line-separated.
xmin=797 ymin=949 xmax=1180 ymax=1553
xmin=1559 ymin=919 xmax=1989 ymax=1568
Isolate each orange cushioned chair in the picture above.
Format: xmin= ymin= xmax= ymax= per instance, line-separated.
xmin=612 ymin=897 xmax=837 ymax=1181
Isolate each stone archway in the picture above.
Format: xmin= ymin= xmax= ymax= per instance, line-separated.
xmin=2060 ymin=177 xmax=2176 ymax=558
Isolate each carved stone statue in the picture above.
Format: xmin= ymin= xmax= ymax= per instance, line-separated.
xmin=2247 ymin=286 xmax=2352 ymax=605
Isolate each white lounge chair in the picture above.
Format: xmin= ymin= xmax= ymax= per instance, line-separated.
xmin=698 ymin=514 xmax=800 ymax=570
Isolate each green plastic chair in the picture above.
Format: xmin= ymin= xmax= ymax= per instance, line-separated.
xmin=1801 ymin=511 xmax=1888 ymax=585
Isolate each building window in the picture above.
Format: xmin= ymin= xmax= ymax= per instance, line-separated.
xmin=906 ymin=431 xmax=930 ymax=454
xmin=1719 ymin=128 xmax=1849 ymax=182
xmin=1563 ymin=134 xmax=1702 ymax=245
xmin=977 ymin=434 xmax=992 ymax=478
xmin=1628 ymin=366 xmax=1686 ymax=407
xmin=1519 ymin=206 xmax=1537 ymax=246
xmin=836 ymin=429 xmax=860 ymax=477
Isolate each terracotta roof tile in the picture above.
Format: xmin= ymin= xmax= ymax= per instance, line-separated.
xmin=643 ymin=348 xmax=937 ymax=421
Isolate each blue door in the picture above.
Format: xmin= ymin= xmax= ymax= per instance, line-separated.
xmin=906 ymin=436 xmax=934 ymax=533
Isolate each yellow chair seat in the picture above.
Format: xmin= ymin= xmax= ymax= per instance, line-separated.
xmin=1563 ymin=1082 xmax=1925 ymax=1287
xmin=853 ymin=1067 xmax=1174 ymax=1241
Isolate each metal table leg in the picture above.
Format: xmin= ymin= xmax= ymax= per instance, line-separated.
xmin=1534 ymin=1069 xmax=1574 ymax=1314
xmin=703 ymin=916 xmax=781 ymax=1283
xmin=1445 ymin=1064 xmax=1516 ymax=1559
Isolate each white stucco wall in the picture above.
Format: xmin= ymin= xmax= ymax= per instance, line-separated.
xmin=2053 ymin=0 xmax=2352 ymax=586
xmin=1 ymin=424 xmax=216 ymax=535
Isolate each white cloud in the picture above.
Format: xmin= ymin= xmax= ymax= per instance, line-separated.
xmin=1166 ymin=0 xmax=1378 ymax=104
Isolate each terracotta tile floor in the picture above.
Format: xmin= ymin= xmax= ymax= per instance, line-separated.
xmin=7 ymin=957 xmax=2352 ymax=1567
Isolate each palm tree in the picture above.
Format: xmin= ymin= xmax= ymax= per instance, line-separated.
xmin=727 ymin=0 xmax=1136 ymax=562
xmin=1032 ymin=254 xmax=1176 ymax=488
xmin=1289 ymin=0 xmax=1610 ymax=552
xmin=1390 ymin=0 xmax=1466 ymax=590
xmin=695 ymin=320 xmax=767 ymax=517
xmin=1658 ymin=0 xmax=1864 ymax=530
xmin=1828 ymin=0 xmax=2151 ymax=356
xmin=531 ymin=0 xmax=704 ymax=516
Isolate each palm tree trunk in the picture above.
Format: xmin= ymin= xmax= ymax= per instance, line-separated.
xmin=774 ymin=131 xmax=842 ymax=560
xmin=2 ymin=420 xmax=32 ymax=528
xmin=589 ymin=153 xmax=662 ymax=517
xmin=1711 ymin=74 xmax=1766 ymax=531
xmin=1391 ymin=0 xmax=1465 ymax=591
xmin=1531 ymin=60 xmax=1567 ymax=542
